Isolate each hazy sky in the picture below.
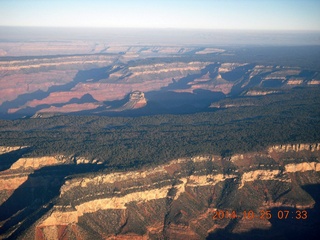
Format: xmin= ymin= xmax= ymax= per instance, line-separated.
xmin=1 ymin=0 xmax=320 ymax=31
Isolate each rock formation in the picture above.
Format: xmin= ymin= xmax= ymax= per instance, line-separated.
xmin=1 ymin=54 xmax=318 ymax=118
xmin=112 ymin=91 xmax=147 ymax=111
xmin=0 ymin=143 xmax=319 ymax=239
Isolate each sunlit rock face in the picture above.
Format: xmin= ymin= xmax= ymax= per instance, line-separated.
xmin=9 ymin=156 xmax=67 ymax=170
xmin=308 ymin=80 xmax=320 ymax=85
xmin=0 ymin=146 xmax=28 ymax=154
xmin=129 ymin=91 xmax=147 ymax=109
xmin=0 ymin=143 xmax=319 ymax=239
xmin=245 ymin=90 xmax=280 ymax=96
xmin=109 ymin=91 xmax=147 ymax=112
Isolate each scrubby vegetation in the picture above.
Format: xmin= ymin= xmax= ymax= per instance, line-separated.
xmin=0 ymin=87 xmax=319 ymax=169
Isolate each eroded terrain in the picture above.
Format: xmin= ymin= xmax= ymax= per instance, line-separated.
xmin=1 ymin=44 xmax=319 ymax=118
xmin=1 ymin=37 xmax=320 ymax=240
xmin=0 ymin=144 xmax=320 ymax=239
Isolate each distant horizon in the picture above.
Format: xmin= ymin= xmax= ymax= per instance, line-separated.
xmin=1 ymin=0 xmax=319 ymax=31
xmin=2 ymin=25 xmax=320 ymax=32
xmin=1 ymin=26 xmax=320 ymax=46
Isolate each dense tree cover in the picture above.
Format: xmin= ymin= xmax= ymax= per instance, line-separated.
xmin=0 ymin=87 xmax=319 ymax=169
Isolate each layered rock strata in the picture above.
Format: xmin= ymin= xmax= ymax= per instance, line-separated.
xmin=0 ymin=144 xmax=319 ymax=239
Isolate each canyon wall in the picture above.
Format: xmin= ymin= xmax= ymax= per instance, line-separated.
xmin=0 ymin=143 xmax=319 ymax=239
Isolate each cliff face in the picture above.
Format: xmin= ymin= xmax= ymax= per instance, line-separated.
xmin=0 ymin=146 xmax=28 ymax=155
xmin=111 ymin=91 xmax=147 ymax=111
xmin=0 ymin=143 xmax=320 ymax=239
xmin=9 ymin=155 xmax=68 ymax=171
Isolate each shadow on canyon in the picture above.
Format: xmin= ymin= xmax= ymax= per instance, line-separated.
xmin=0 ymin=163 xmax=105 ymax=239
xmin=207 ymin=184 xmax=320 ymax=240
xmin=0 ymin=63 xmax=227 ymax=119
xmin=0 ymin=147 xmax=33 ymax=172
xmin=70 ymin=88 xmax=224 ymax=118
xmin=12 ymin=93 xmax=99 ymax=118
xmin=90 ymin=62 xmax=225 ymax=117
xmin=2 ymin=61 xmax=312 ymax=119
xmin=0 ymin=65 xmax=115 ymax=117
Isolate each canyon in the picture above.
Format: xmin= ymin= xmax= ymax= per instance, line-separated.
xmin=0 ymin=32 xmax=319 ymax=240
xmin=0 ymin=144 xmax=319 ymax=239
xmin=1 ymin=44 xmax=319 ymax=118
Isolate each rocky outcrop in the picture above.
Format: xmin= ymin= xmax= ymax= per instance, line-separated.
xmin=37 ymin=102 xmax=102 ymax=113
xmin=308 ymin=80 xmax=320 ymax=85
xmin=112 ymin=91 xmax=147 ymax=111
xmin=218 ymin=63 xmax=247 ymax=73
xmin=287 ymin=79 xmax=303 ymax=85
xmin=245 ymin=90 xmax=280 ymax=96
xmin=39 ymin=211 xmax=78 ymax=226
xmin=0 ymin=175 xmax=29 ymax=190
xmin=0 ymin=146 xmax=28 ymax=155
xmin=195 ymin=48 xmax=225 ymax=54
xmin=210 ymin=102 xmax=255 ymax=108
xmin=129 ymin=91 xmax=147 ymax=109
xmin=268 ymin=143 xmax=320 ymax=153
xmin=124 ymin=62 xmax=210 ymax=80
xmin=238 ymin=170 xmax=290 ymax=189
xmin=0 ymin=56 xmax=113 ymax=71
xmin=9 ymin=155 xmax=68 ymax=170
xmin=285 ymin=162 xmax=320 ymax=173
xmin=264 ymin=69 xmax=301 ymax=80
